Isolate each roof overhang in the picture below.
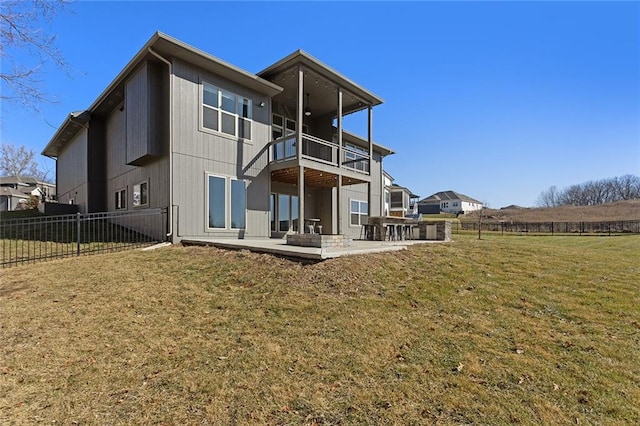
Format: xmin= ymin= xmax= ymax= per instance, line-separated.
xmin=339 ymin=128 xmax=395 ymax=157
xmin=42 ymin=111 xmax=90 ymax=158
xmin=258 ymin=50 xmax=384 ymax=116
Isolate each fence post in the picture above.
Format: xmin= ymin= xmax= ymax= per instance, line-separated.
xmin=76 ymin=212 xmax=81 ymax=257
xmin=551 ymin=221 xmax=554 ymax=236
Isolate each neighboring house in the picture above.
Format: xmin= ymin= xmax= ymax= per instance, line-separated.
xmin=418 ymin=190 xmax=483 ymax=214
xmin=0 ymin=176 xmax=56 ymax=211
xmin=381 ymin=172 xmax=419 ymax=217
xmin=388 ymin=184 xmax=419 ymax=218
xmin=42 ymin=32 xmax=395 ymax=242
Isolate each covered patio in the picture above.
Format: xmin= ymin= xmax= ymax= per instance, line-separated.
xmin=259 ymin=50 xmax=390 ymax=237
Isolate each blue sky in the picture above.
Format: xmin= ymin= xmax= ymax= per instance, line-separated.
xmin=1 ymin=1 xmax=638 ymax=208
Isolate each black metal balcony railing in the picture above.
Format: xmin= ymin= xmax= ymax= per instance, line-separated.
xmin=270 ymin=132 xmax=370 ymax=174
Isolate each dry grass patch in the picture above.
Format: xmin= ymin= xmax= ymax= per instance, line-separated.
xmin=465 ymin=199 xmax=640 ymax=222
xmin=1 ymin=235 xmax=639 ymax=424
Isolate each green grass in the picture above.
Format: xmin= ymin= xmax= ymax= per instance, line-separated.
xmin=1 ymin=234 xmax=638 ymax=424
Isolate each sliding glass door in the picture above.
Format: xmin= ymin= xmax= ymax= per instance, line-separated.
xmin=270 ymin=193 xmax=299 ymax=233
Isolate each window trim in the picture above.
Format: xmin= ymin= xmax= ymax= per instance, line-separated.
xmin=132 ymin=180 xmax=149 ymax=208
xmin=113 ymin=187 xmax=127 ymax=210
xmin=349 ymin=198 xmax=369 ymax=227
xmin=200 ymin=80 xmax=252 ymax=141
xmin=205 ymin=173 xmax=247 ymax=231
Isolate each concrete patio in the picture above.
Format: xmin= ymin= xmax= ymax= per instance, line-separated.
xmin=180 ymin=237 xmax=446 ymax=261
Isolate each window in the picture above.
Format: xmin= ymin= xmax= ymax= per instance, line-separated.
xmin=207 ymin=175 xmax=246 ymax=230
xmin=272 ymin=114 xmax=284 ymax=140
xmin=230 ymin=179 xmax=246 ymax=229
xmin=115 ymin=189 xmax=126 ymax=210
xmin=133 ymin=181 xmax=148 ymax=207
xmin=350 ymin=199 xmax=368 ymax=226
xmin=390 ymin=191 xmax=403 ymax=209
xmin=343 ymin=143 xmax=369 ymax=173
xmin=271 ymin=114 xmax=308 ymax=161
xmin=201 ymin=82 xmax=251 ymax=140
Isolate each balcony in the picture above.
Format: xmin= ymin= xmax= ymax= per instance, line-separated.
xmin=270 ymin=132 xmax=370 ymax=175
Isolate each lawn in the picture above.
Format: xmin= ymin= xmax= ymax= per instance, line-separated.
xmin=1 ymin=234 xmax=638 ymax=424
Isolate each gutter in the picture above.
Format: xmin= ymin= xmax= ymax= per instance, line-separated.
xmin=148 ymin=47 xmax=174 ymax=241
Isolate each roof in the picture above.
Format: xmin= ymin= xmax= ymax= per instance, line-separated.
xmin=43 ymin=32 xmax=284 ymax=158
xmin=338 ymin=128 xmax=395 ymax=157
xmin=418 ymin=190 xmax=483 ymax=205
xmin=1 ymin=187 xmax=29 ymax=198
xmin=258 ymin=49 xmax=383 ymax=115
xmin=388 ymin=183 xmax=419 ymax=198
xmin=0 ymin=176 xmax=53 ymax=186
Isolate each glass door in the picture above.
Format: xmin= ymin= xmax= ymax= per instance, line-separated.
xmin=271 ymin=193 xmax=299 ymax=233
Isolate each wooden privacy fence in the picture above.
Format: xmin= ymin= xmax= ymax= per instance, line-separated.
xmin=1 ymin=208 xmax=168 ymax=268
xmin=459 ymin=220 xmax=640 ymax=235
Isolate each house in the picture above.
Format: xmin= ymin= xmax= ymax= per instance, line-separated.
xmin=382 ymin=171 xmax=419 ymax=217
xmin=0 ymin=176 xmax=56 ymax=211
xmin=417 ymin=190 xmax=483 ymax=215
xmin=42 ymin=32 xmax=395 ymax=243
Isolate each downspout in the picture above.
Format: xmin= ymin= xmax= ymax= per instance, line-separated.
xmin=148 ymin=47 xmax=174 ymax=241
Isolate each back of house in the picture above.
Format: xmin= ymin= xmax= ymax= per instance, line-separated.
xmin=43 ymin=32 xmax=394 ymax=243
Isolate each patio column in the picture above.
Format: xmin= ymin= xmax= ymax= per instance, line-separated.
xmin=337 ymin=87 xmax=343 ymax=169
xmin=337 ymin=175 xmax=342 ymax=235
xmin=380 ymin=158 xmax=385 ymax=216
xmin=368 ymin=105 xmax=373 ymax=216
xmin=337 ymin=87 xmax=343 ymax=234
xmin=297 ymin=65 xmax=304 ymax=160
xmin=298 ymin=165 xmax=305 ymax=234
xmin=297 ymin=65 xmax=304 ymax=234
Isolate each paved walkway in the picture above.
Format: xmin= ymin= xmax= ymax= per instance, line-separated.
xmin=181 ymin=237 xmax=444 ymax=260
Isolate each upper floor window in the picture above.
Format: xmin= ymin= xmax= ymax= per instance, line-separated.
xmin=343 ymin=143 xmax=369 ymax=173
xmin=202 ymin=82 xmax=252 ymax=140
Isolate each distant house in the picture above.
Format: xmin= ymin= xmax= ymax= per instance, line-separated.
xmin=382 ymin=171 xmax=419 ymax=217
xmin=417 ymin=190 xmax=483 ymax=215
xmin=0 ymin=176 xmax=56 ymax=211
xmin=42 ymin=32 xmax=395 ymax=242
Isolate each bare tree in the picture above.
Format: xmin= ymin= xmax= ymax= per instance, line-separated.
xmin=0 ymin=143 xmax=49 ymax=181
xmin=536 ymin=185 xmax=560 ymax=207
xmin=542 ymin=175 xmax=640 ymax=207
xmin=614 ymin=174 xmax=640 ymax=200
xmin=0 ymin=0 xmax=71 ymax=113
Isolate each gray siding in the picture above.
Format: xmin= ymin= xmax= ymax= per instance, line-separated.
xmin=171 ymin=59 xmax=272 ymax=240
xmin=125 ymin=62 xmax=165 ymax=165
xmin=56 ymin=128 xmax=89 ymax=213
xmin=104 ymin=95 xmax=169 ymax=212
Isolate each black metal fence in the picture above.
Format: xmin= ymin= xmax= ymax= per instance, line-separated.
xmin=1 ymin=208 xmax=168 ymax=268
xmin=459 ymin=220 xmax=640 ymax=235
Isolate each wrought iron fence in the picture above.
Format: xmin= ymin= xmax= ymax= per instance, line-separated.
xmin=459 ymin=220 xmax=640 ymax=235
xmin=1 ymin=208 xmax=168 ymax=268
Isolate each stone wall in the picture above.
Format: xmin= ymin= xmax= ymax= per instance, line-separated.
xmin=417 ymin=221 xmax=451 ymax=241
xmin=286 ymin=234 xmax=353 ymax=248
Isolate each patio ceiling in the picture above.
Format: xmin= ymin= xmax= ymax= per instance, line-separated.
xmin=271 ymin=167 xmax=367 ymax=188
